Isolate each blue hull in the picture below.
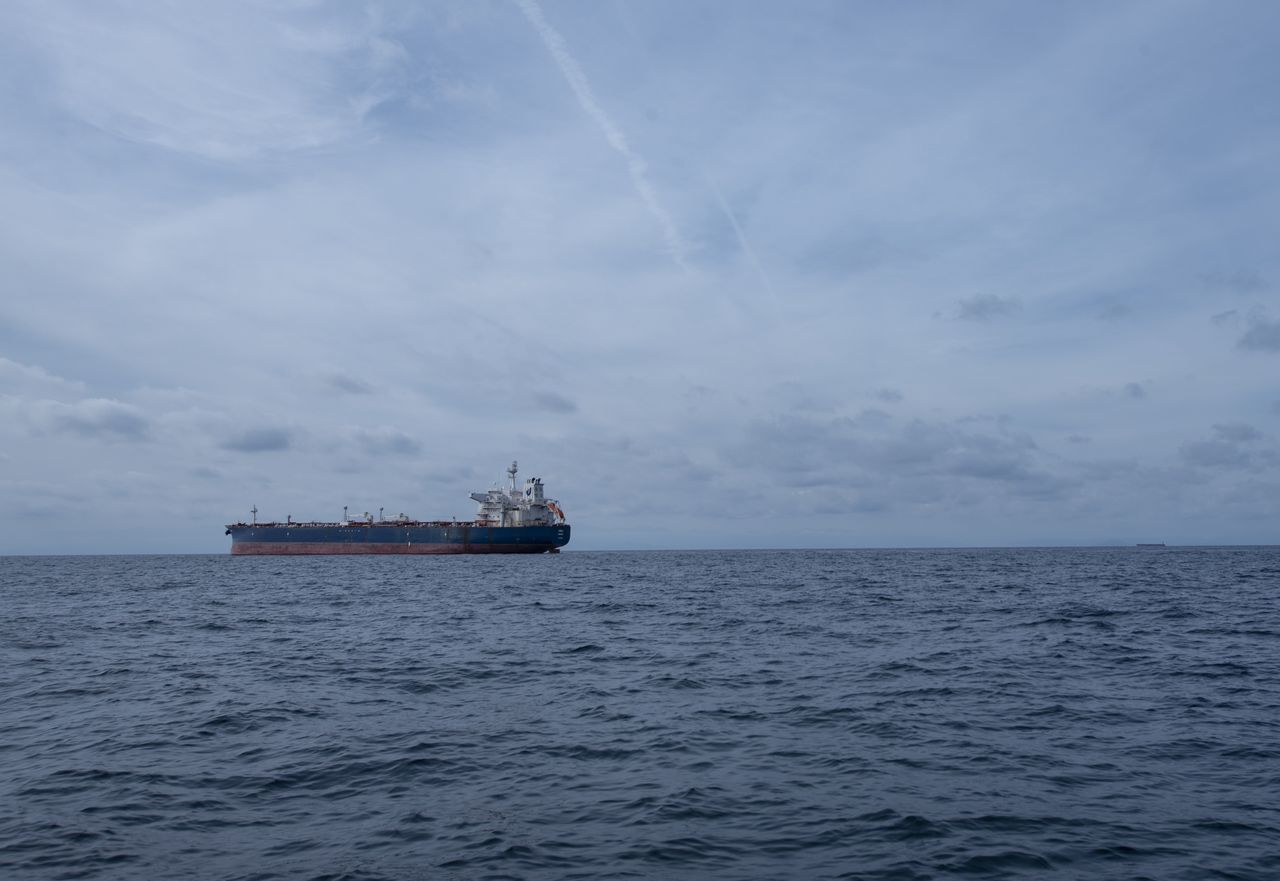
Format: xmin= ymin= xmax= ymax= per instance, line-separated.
xmin=226 ymin=523 xmax=570 ymax=555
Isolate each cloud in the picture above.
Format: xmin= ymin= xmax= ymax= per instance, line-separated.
xmin=325 ymin=374 xmax=374 ymax=395
xmin=18 ymin=2 xmax=406 ymax=160
xmin=851 ymin=408 xmax=893 ymax=430
xmin=1213 ymin=423 xmax=1262 ymax=443
xmin=533 ymin=391 xmax=577 ymax=414
xmin=1180 ymin=439 xmax=1252 ymax=469
xmin=220 ymin=427 xmax=292 ymax=452
xmin=351 ymin=426 xmax=421 ymax=456
xmin=0 ymin=357 xmax=87 ymax=398
xmin=1123 ymin=382 xmax=1146 ymax=400
xmin=726 ymin=411 xmax=1066 ymax=504
xmin=37 ymin=398 xmax=150 ymax=441
xmin=708 ymin=177 xmax=775 ymax=300
xmin=957 ymin=294 xmax=1021 ymax=321
xmin=1201 ymin=270 xmax=1267 ymax=294
xmin=0 ymin=479 xmax=84 ymax=519
xmin=1180 ymin=425 xmax=1276 ymax=471
xmin=514 ymin=0 xmax=688 ymax=267
xmin=3 ymin=2 xmax=1280 ymax=550
xmin=1238 ymin=314 xmax=1280 ymax=352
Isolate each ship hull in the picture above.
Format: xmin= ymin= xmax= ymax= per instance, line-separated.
xmin=227 ymin=524 xmax=570 ymax=555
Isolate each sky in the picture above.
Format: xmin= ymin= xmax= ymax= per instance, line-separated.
xmin=1 ymin=0 xmax=1278 ymax=553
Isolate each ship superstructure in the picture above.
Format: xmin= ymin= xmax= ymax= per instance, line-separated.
xmin=225 ymin=461 xmax=570 ymax=555
xmin=470 ymin=461 xmax=566 ymax=527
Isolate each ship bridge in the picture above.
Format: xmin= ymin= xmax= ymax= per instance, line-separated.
xmin=470 ymin=460 xmax=566 ymax=527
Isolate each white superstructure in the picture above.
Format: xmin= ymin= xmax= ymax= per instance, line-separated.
xmin=470 ymin=461 xmax=567 ymax=527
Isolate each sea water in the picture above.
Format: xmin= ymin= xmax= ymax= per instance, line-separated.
xmin=2 ymin=547 xmax=1278 ymax=880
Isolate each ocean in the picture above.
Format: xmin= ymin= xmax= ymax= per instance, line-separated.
xmin=2 ymin=547 xmax=1278 ymax=880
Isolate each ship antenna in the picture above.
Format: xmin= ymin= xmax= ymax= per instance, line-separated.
xmin=251 ymin=504 xmax=257 ymax=525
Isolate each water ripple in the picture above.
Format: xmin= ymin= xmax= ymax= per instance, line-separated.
xmin=2 ymin=547 xmax=1279 ymax=879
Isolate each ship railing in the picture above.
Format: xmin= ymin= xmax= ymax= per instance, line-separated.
xmin=232 ymin=519 xmax=489 ymax=527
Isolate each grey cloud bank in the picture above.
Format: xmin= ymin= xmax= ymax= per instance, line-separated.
xmin=1239 ymin=314 xmax=1280 ymax=352
xmin=220 ymin=428 xmax=293 ymax=454
xmin=957 ymin=294 xmax=1021 ymax=321
xmin=41 ymin=399 xmax=151 ymax=441
xmin=1 ymin=1 xmax=1279 ymax=553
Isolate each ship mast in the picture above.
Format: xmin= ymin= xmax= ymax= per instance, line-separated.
xmin=508 ymin=460 xmax=518 ymax=495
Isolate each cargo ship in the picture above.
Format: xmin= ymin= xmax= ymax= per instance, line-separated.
xmin=225 ymin=462 xmax=570 ymax=555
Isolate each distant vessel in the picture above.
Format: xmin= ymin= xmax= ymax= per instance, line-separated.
xmin=225 ymin=462 xmax=570 ymax=555
xmin=1136 ymin=543 xmax=1167 ymax=547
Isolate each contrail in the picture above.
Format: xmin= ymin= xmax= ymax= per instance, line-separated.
xmin=514 ymin=0 xmax=688 ymax=269
xmin=707 ymin=177 xmax=777 ymax=303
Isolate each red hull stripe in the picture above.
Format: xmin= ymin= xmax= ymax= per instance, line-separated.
xmin=231 ymin=542 xmax=555 ymax=555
